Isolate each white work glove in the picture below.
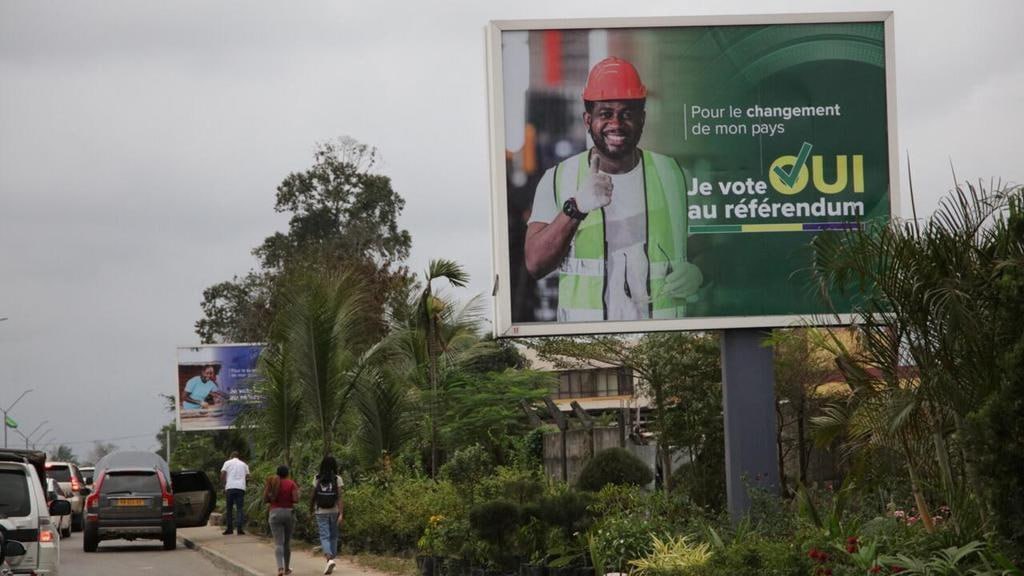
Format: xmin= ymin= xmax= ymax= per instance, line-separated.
xmin=659 ymin=261 xmax=703 ymax=304
xmin=574 ymin=153 xmax=613 ymax=214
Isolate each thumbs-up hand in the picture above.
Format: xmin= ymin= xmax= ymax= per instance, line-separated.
xmin=659 ymin=261 xmax=703 ymax=303
xmin=574 ymin=152 xmax=614 ymax=214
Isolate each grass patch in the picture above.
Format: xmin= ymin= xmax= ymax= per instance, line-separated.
xmin=348 ymin=553 xmax=417 ymax=576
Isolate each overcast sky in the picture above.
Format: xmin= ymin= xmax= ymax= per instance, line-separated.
xmin=1 ymin=0 xmax=1021 ymax=459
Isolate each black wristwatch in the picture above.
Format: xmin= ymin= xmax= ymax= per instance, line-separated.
xmin=562 ymin=198 xmax=586 ymax=221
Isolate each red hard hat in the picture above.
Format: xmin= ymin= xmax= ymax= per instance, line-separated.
xmin=582 ymin=57 xmax=647 ymax=101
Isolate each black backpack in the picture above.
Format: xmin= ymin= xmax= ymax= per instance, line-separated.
xmin=314 ymin=476 xmax=339 ymax=509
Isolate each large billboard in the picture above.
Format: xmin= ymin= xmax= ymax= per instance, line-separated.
xmin=488 ymin=13 xmax=897 ymax=337
xmin=176 ymin=344 xmax=264 ymax=431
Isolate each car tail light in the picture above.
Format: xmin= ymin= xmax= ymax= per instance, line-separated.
xmin=71 ymin=476 xmax=81 ymax=492
xmin=39 ymin=529 xmax=55 ymax=543
xmin=162 ymin=494 xmax=173 ymax=508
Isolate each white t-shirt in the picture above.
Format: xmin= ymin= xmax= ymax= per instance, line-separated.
xmin=529 ymin=160 xmax=650 ymax=320
xmin=221 ymin=458 xmax=249 ymax=491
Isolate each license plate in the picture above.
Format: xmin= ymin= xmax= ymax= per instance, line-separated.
xmin=114 ymin=498 xmax=146 ymax=507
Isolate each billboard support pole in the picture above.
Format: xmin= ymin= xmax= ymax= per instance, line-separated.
xmin=721 ymin=329 xmax=780 ymax=523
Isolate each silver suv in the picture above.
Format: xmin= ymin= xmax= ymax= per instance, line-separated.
xmin=0 ymin=449 xmax=71 ymax=576
xmin=43 ymin=462 xmax=85 ymax=532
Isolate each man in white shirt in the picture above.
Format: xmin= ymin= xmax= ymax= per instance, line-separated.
xmin=220 ymin=451 xmax=250 ymax=535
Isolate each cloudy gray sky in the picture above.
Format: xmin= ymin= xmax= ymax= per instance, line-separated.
xmin=1 ymin=0 xmax=1021 ymax=458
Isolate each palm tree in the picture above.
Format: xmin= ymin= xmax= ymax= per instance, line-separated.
xmin=244 ymin=342 xmax=303 ymax=466
xmin=418 ymin=259 xmax=469 ymax=477
xmin=273 ymin=268 xmax=380 ymax=456
xmin=353 ymin=367 xmax=417 ymax=470
xmin=810 ymin=180 xmax=1022 ymax=534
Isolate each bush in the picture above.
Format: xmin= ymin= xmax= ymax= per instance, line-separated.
xmin=576 ymin=448 xmax=653 ymax=492
xmin=469 ymin=500 xmax=521 ymax=545
xmin=705 ymin=538 xmax=807 ymax=576
xmin=525 ymin=490 xmax=593 ymax=537
xmin=440 ymin=444 xmax=493 ymax=487
xmin=344 ymin=476 xmax=461 ymax=553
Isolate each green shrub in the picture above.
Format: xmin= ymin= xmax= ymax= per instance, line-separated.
xmin=529 ymin=490 xmax=594 ymax=537
xmin=344 ymin=476 xmax=461 ymax=553
xmin=588 ymin=514 xmax=667 ymax=572
xmin=576 ymin=447 xmax=653 ymax=492
xmin=705 ymin=538 xmax=807 ymax=576
xmin=469 ymin=500 xmax=521 ymax=545
xmin=440 ymin=444 xmax=493 ymax=487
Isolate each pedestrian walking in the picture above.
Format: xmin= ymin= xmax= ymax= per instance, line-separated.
xmin=264 ymin=465 xmax=299 ymax=576
xmin=220 ymin=451 xmax=250 ymax=535
xmin=310 ymin=455 xmax=344 ymax=575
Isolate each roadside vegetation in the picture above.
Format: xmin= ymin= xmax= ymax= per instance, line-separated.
xmin=165 ymin=137 xmax=1024 ymax=576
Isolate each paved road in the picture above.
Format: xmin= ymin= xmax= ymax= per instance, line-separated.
xmin=58 ymin=536 xmax=231 ymax=576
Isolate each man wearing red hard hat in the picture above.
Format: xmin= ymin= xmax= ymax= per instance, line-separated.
xmin=524 ymin=57 xmax=702 ymax=322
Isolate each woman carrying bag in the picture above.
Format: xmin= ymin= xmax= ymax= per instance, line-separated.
xmin=311 ymin=455 xmax=344 ymax=575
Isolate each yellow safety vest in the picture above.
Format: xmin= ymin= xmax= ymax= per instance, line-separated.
xmin=553 ymin=149 xmax=688 ymax=321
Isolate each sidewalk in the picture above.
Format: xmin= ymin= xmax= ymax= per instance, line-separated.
xmin=180 ymin=524 xmax=389 ymax=576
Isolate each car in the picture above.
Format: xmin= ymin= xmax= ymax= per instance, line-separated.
xmin=83 ymin=451 xmax=215 ymax=552
xmin=43 ymin=462 xmax=86 ymax=532
xmin=78 ymin=467 xmax=95 ymax=491
xmin=0 ymin=448 xmax=72 ymax=576
xmin=44 ymin=478 xmax=72 ymax=538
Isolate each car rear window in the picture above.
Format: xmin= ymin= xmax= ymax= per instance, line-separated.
xmin=46 ymin=465 xmax=71 ymax=482
xmin=101 ymin=471 xmax=161 ymax=494
xmin=0 ymin=469 xmax=31 ymax=517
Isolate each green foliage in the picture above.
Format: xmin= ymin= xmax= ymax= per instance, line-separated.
xmin=344 ymin=475 xmax=461 ymax=554
xmin=441 ymin=368 xmax=554 ymax=462
xmin=576 ymin=447 xmax=654 ymax=492
xmin=353 ymin=368 xmax=418 ymax=470
xmin=529 ymin=333 xmax=723 ymax=499
xmin=704 ymin=538 xmax=806 ymax=576
xmin=196 ymin=136 xmax=413 ymax=344
xmin=629 ymin=535 xmax=713 ymax=576
xmin=588 ymin=514 xmax=666 ymax=572
xmin=439 ymin=444 xmax=493 ymax=487
xmin=469 ymin=500 xmax=521 ymax=545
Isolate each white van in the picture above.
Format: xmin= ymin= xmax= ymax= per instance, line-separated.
xmin=0 ymin=449 xmax=73 ymax=576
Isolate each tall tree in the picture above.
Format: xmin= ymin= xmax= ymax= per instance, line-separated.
xmin=196 ymin=137 xmax=413 ymax=344
xmin=51 ymin=444 xmax=77 ymax=463
xmin=418 ymin=259 xmax=469 ymax=477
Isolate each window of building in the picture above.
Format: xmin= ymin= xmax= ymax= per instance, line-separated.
xmin=555 ymin=368 xmax=633 ymax=398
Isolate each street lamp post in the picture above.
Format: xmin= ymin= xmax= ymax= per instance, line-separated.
xmin=2 ymin=388 xmax=33 ymax=449
xmin=30 ymin=427 xmax=54 ymax=450
xmin=26 ymin=420 xmax=49 ymax=443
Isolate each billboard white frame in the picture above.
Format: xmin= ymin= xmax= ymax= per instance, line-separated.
xmin=487 ymin=12 xmax=899 ymax=338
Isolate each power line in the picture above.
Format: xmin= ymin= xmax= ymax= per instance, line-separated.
xmin=46 ymin=432 xmax=158 ymax=447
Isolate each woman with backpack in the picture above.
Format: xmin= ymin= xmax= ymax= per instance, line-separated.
xmin=264 ymin=465 xmax=300 ymax=576
xmin=310 ymin=455 xmax=344 ymax=575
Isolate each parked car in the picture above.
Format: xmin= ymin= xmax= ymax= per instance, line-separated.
xmin=83 ymin=451 xmax=215 ymax=552
xmin=78 ymin=467 xmax=95 ymax=491
xmin=44 ymin=478 xmax=72 ymax=538
xmin=0 ymin=449 xmax=72 ymax=576
xmin=43 ymin=462 xmax=86 ymax=532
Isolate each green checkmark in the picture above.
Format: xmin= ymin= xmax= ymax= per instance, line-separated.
xmin=773 ymin=141 xmax=813 ymax=188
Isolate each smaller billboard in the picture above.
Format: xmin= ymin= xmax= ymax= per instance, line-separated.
xmin=176 ymin=344 xmax=264 ymax=432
